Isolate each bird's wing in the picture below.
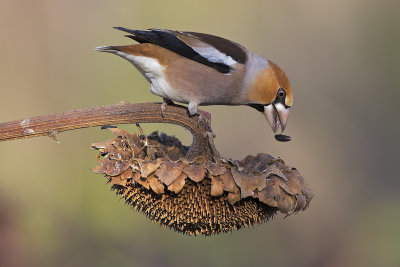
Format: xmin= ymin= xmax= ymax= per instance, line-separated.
xmin=113 ymin=27 xmax=247 ymax=74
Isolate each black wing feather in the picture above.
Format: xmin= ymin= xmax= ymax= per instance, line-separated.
xmin=114 ymin=27 xmax=232 ymax=73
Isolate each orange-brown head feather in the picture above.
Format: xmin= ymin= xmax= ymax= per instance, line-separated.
xmin=247 ymin=60 xmax=292 ymax=107
xmin=268 ymin=60 xmax=293 ymax=106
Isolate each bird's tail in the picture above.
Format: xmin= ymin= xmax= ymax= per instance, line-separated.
xmin=113 ymin=27 xmax=160 ymax=44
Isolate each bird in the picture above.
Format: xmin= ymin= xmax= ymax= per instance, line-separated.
xmin=95 ymin=27 xmax=293 ymax=134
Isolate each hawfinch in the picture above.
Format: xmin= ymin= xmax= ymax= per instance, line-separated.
xmin=95 ymin=27 xmax=293 ymax=133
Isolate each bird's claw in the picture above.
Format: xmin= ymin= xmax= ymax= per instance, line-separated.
xmin=161 ymin=98 xmax=174 ymax=117
xmin=197 ymin=110 xmax=212 ymax=128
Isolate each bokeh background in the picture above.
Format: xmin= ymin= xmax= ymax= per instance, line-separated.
xmin=1 ymin=0 xmax=399 ymax=266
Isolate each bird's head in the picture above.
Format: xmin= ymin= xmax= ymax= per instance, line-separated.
xmin=247 ymin=60 xmax=293 ymax=133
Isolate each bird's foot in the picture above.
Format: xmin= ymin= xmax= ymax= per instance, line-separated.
xmin=161 ymin=98 xmax=174 ymax=117
xmin=197 ymin=110 xmax=212 ymax=128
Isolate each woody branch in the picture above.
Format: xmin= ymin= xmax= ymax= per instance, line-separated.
xmin=0 ymin=102 xmax=219 ymax=161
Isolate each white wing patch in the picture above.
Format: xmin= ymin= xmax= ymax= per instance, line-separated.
xmin=191 ymin=46 xmax=237 ymax=67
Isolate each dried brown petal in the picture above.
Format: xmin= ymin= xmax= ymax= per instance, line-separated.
xmin=285 ymin=171 xmax=314 ymax=208
xmin=266 ymin=164 xmax=288 ymax=182
xmin=278 ymin=195 xmax=296 ymax=214
xmin=120 ymin=168 xmax=133 ymax=180
xmin=227 ymin=192 xmax=241 ymax=205
xmin=133 ymin=171 xmax=150 ymax=190
xmin=206 ymin=162 xmax=226 ymax=176
xmin=92 ymin=164 xmax=106 ymax=174
xmin=275 ymin=178 xmax=294 ymax=195
xmin=237 ymin=153 xmax=274 ymax=172
xmin=284 ymin=170 xmax=305 ymax=195
xmin=270 ymin=158 xmax=286 ymax=169
xmin=210 ymin=175 xmax=223 ymax=196
xmin=277 ymin=194 xmax=296 ymax=214
xmin=147 ymin=174 xmax=165 ymax=194
xmin=183 ymin=164 xmax=206 ymax=182
xmin=124 ymin=132 xmax=143 ymax=155
xmin=231 ymin=168 xmax=267 ymax=199
xmin=219 ymin=170 xmax=238 ymax=193
xmin=106 ymin=146 xmax=124 ymax=160
xmin=155 ymin=161 xmax=184 ymax=186
xmin=191 ymin=156 xmax=208 ymax=165
xmin=294 ymin=194 xmax=307 ymax=212
xmin=110 ymin=176 xmax=128 ymax=186
xmin=138 ymin=159 xmax=162 ymax=177
xmin=106 ymin=160 xmax=131 ymax=177
xmin=257 ymin=180 xmax=280 ymax=208
xmin=168 ymin=173 xmax=187 ymax=194
xmin=256 ymin=177 xmax=296 ymax=214
xmin=91 ymin=138 xmax=116 ymax=151
xmin=103 ymin=160 xmax=118 ymax=176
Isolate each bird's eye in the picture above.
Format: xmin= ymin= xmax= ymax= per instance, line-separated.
xmin=277 ymin=88 xmax=286 ymax=99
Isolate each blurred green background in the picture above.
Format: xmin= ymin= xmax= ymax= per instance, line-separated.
xmin=1 ymin=0 xmax=399 ymax=266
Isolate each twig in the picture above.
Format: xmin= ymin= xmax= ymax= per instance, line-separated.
xmin=0 ymin=102 xmax=219 ymax=161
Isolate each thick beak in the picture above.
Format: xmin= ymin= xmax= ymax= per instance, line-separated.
xmin=263 ymin=103 xmax=290 ymax=133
